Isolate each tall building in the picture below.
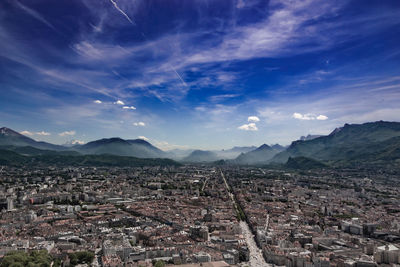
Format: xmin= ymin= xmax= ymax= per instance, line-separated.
xmin=374 ymin=244 xmax=400 ymax=264
xmin=6 ymin=197 xmax=14 ymax=211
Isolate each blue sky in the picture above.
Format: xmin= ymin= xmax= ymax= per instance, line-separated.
xmin=0 ymin=0 xmax=400 ymax=150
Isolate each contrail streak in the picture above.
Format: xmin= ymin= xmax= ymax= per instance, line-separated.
xmin=14 ymin=0 xmax=57 ymax=31
xmin=140 ymin=30 xmax=187 ymax=88
xmin=107 ymin=2 xmax=185 ymax=91
xmin=109 ymin=0 xmax=135 ymax=25
xmin=171 ymin=67 xmax=187 ymax=87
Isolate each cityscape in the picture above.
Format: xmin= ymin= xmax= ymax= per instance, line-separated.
xmin=1 ymin=160 xmax=400 ymax=266
xmin=1 ymin=0 xmax=400 ymax=266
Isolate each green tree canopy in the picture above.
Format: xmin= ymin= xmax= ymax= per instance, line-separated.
xmin=1 ymin=250 xmax=52 ymax=267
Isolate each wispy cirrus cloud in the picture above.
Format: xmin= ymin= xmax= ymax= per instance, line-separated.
xmin=72 ymin=41 xmax=132 ymax=62
xmin=64 ymin=0 xmax=400 ymax=105
xmin=5 ymin=0 xmax=398 ymax=106
xmin=209 ymin=94 xmax=240 ymax=103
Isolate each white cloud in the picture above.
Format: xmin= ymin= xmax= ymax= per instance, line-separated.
xmin=20 ymin=130 xmax=33 ymax=136
xmin=133 ymin=122 xmax=146 ymax=127
xmin=114 ymin=100 xmax=125 ymax=105
xmin=71 ymin=140 xmax=85 ymax=145
xmin=94 ymin=100 xmax=102 ymax=104
xmin=122 ymin=106 xmax=136 ymax=110
xmin=20 ymin=130 xmax=57 ymax=136
xmin=247 ymin=116 xmax=260 ymax=122
xmin=59 ymin=130 xmax=76 ymax=136
xmin=36 ymin=131 xmax=51 ymax=136
xmin=238 ymin=123 xmax=258 ymax=131
xmin=137 ymin=136 xmax=149 ymax=141
xmin=293 ymin=112 xmax=311 ymax=120
xmin=292 ymin=113 xmax=328 ymax=121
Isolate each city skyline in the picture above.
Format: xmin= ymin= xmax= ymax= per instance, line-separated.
xmin=1 ymin=0 xmax=400 ymax=150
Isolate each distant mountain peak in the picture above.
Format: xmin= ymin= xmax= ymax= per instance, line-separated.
xmin=219 ymin=146 xmax=257 ymax=158
xmin=256 ymin=144 xmax=271 ymax=150
xmin=330 ymin=126 xmax=343 ymax=135
xmin=0 ymin=126 xmax=65 ymax=151
xmin=127 ymin=139 xmax=152 ymax=146
xmin=78 ymin=136 xmax=166 ymax=158
xmin=81 ymin=138 xmax=131 ymax=149
xmin=0 ymin=127 xmax=23 ymax=137
xmin=234 ymin=143 xmax=280 ymax=164
xmin=271 ymin=144 xmax=285 ymax=150
xmin=93 ymin=137 xmax=127 ymax=143
xmin=183 ymin=150 xmax=218 ymax=162
xmin=300 ymin=134 xmax=323 ymax=141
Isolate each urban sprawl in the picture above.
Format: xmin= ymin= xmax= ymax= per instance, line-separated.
xmin=1 ymin=165 xmax=400 ymax=267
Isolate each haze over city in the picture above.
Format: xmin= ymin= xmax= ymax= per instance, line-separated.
xmin=1 ymin=0 xmax=400 ymax=150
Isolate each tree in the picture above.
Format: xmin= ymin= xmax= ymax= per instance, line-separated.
xmin=154 ymin=260 xmax=165 ymax=267
xmin=68 ymin=251 xmax=94 ymax=266
xmin=0 ymin=250 xmax=52 ymax=267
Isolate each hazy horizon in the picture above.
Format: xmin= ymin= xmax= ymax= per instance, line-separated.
xmin=1 ymin=120 xmax=395 ymax=152
xmin=1 ymin=0 xmax=400 ymax=150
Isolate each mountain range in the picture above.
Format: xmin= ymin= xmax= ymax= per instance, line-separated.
xmin=0 ymin=127 xmax=267 ymax=160
xmin=1 ymin=121 xmax=400 ymax=167
xmin=271 ymin=121 xmax=400 ymax=165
